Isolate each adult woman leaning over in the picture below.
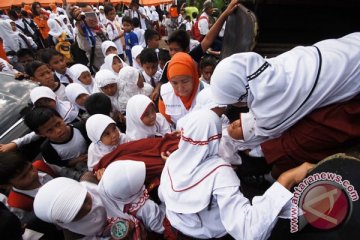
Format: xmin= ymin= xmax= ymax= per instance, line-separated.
xmin=158 ymin=52 xmax=207 ymax=127
xmin=31 ymin=2 xmax=50 ymax=43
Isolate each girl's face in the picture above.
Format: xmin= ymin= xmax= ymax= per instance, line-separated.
xmin=105 ymin=46 xmax=118 ymax=56
xmin=101 ymin=83 xmax=118 ymax=96
xmin=141 ymin=104 xmax=156 ymax=126
xmin=35 ymin=98 xmax=57 ymax=109
xmin=201 ymin=65 xmax=215 ymax=81
xmin=32 ymin=65 xmax=57 ymax=89
xmin=227 ymin=119 xmax=244 ymax=140
xmin=100 ymin=123 xmax=120 ymax=146
xmin=170 ymin=75 xmax=193 ymax=97
xmin=112 ymin=57 xmax=123 ymax=73
xmin=75 ymin=94 xmax=89 ymax=107
xmin=79 ymin=71 xmax=93 ymax=85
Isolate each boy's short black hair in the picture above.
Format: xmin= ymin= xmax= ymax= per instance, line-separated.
xmin=17 ymin=48 xmax=35 ymax=59
xmin=200 ymin=56 xmax=217 ymax=70
xmin=158 ymin=48 xmax=171 ymax=63
xmin=0 ymin=152 xmax=30 ymax=185
xmin=192 ymin=12 xmax=198 ymax=19
xmin=132 ymin=17 xmax=140 ymax=28
xmin=85 ymin=93 xmax=112 ymax=116
xmin=24 ymin=107 xmax=62 ymax=133
xmin=168 ymin=29 xmax=189 ymax=51
xmin=122 ymin=16 xmax=133 ymax=25
xmin=25 ymin=61 xmax=46 ymax=77
xmin=144 ymin=29 xmax=160 ymax=45
xmin=7 ymin=9 xmax=18 ymax=20
xmin=40 ymin=48 xmax=63 ymax=64
xmin=77 ymin=3 xmax=92 ymax=8
xmin=185 ymin=15 xmax=191 ymax=21
xmin=104 ymin=5 xmax=115 ymax=15
xmin=139 ymin=48 xmax=158 ymax=65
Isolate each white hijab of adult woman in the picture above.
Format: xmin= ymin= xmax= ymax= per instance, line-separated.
xmin=211 ymin=32 xmax=360 ymax=137
xmin=126 ymin=94 xmax=170 ymax=141
xmin=131 ymin=45 xmax=144 ymax=70
xmin=158 ymin=109 xmax=237 ymax=214
xmin=118 ymin=66 xmax=153 ymax=112
xmin=86 ymin=114 xmax=128 ymax=171
xmin=94 ymin=69 xmax=123 ymax=112
xmin=34 ymin=177 xmax=107 ymax=236
xmin=102 ymin=54 xmax=127 ymax=75
xmin=69 ymin=64 xmax=94 ymax=93
xmin=65 ymin=83 xmax=89 ymax=111
xmin=0 ymin=19 xmax=22 ymax=52
xmin=30 ymin=86 xmax=79 ymax=123
xmin=98 ymin=160 xmax=147 ymax=216
xmin=47 ymin=18 xmax=64 ymax=38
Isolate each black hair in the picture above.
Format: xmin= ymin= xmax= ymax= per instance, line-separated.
xmin=104 ymin=4 xmax=115 ymax=15
xmin=0 ymin=203 xmax=23 ymax=240
xmin=20 ymin=10 xmax=29 ymax=18
xmin=192 ymin=12 xmax=198 ymax=19
xmin=0 ymin=10 xmax=4 ymax=15
xmin=77 ymin=3 xmax=92 ymax=9
xmin=144 ymin=29 xmax=160 ymax=45
xmin=132 ymin=17 xmax=140 ymax=28
xmin=31 ymin=2 xmax=41 ymax=16
xmin=168 ymin=29 xmax=189 ymax=51
xmin=158 ymin=48 xmax=171 ymax=63
xmin=25 ymin=60 xmax=46 ymax=77
xmin=139 ymin=48 xmax=158 ymax=65
xmin=7 ymin=9 xmax=19 ymax=20
xmin=24 ymin=107 xmax=62 ymax=133
xmin=185 ymin=15 xmax=191 ymax=21
xmin=200 ymin=56 xmax=217 ymax=70
xmin=0 ymin=152 xmax=30 ymax=185
xmin=122 ymin=16 xmax=133 ymax=25
xmin=17 ymin=48 xmax=35 ymax=59
xmin=40 ymin=48 xmax=63 ymax=63
xmin=85 ymin=93 xmax=112 ymax=116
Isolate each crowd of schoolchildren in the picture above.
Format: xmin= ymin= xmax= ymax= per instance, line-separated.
xmin=1 ymin=0 xmax=360 ymax=239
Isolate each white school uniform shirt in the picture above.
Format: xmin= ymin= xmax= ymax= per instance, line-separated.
xmin=105 ymin=19 xmax=124 ymax=55
xmin=128 ymin=8 xmax=147 ymax=30
xmin=198 ymin=12 xmax=210 ymax=35
xmin=142 ymin=68 xmax=162 ymax=88
xmin=133 ymin=27 xmax=146 ymax=47
xmin=0 ymin=58 xmax=18 ymax=74
xmin=53 ymin=82 xmax=67 ymax=101
xmin=211 ymin=32 xmax=360 ymax=137
xmin=160 ymin=81 xmax=208 ymax=124
xmin=15 ymin=18 xmax=34 ymax=35
xmin=98 ymin=13 xmax=107 ymax=26
xmin=159 ymin=109 xmax=293 ymax=240
xmin=126 ymin=94 xmax=171 ymax=141
xmin=98 ymin=161 xmax=165 ymax=233
xmin=55 ymin=68 xmax=74 ymax=85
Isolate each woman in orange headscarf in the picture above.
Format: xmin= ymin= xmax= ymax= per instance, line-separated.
xmin=158 ymin=52 xmax=206 ymax=126
xmin=31 ymin=2 xmax=50 ymax=41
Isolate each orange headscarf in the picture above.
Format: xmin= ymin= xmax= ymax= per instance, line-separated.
xmin=167 ymin=52 xmax=200 ymax=110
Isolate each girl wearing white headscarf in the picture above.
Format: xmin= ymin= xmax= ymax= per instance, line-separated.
xmin=47 ymin=18 xmax=66 ymax=46
xmin=33 ymin=177 xmax=108 ymax=237
xmin=58 ymin=15 xmax=74 ymax=39
xmin=131 ymin=45 xmax=144 ymax=70
xmin=98 ymin=160 xmax=165 ymax=234
xmin=101 ymin=40 xmax=118 ymax=57
xmin=158 ymin=109 xmax=298 ymax=240
xmin=65 ymin=83 xmax=90 ymax=111
xmin=69 ymin=64 xmax=95 ymax=93
xmin=0 ymin=19 xmax=36 ymax=56
xmin=126 ymin=95 xmax=171 ymax=141
xmin=211 ymin=32 xmax=360 ymax=137
xmin=101 ymin=54 xmax=128 ymax=75
xmin=118 ymin=66 xmax=153 ymax=112
xmin=30 ymin=86 xmax=79 ymax=123
xmin=86 ymin=114 xmax=129 ymax=171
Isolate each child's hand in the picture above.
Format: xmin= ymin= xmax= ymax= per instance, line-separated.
xmin=95 ymin=168 xmax=106 ymax=181
xmin=223 ymin=0 xmax=241 ymax=17
xmin=277 ymin=162 xmax=316 ymax=190
xmin=0 ymin=142 xmax=17 ymax=152
xmin=117 ymin=112 xmax=126 ymax=123
xmin=150 ymin=87 xmax=160 ymax=101
xmin=161 ymin=151 xmax=171 ymax=161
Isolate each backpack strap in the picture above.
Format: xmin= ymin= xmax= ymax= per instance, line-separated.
xmin=7 ymin=190 xmax=34 ymax=211
xmin=32 ymin=160 xmax=57 ymax=178
xmin=18 ymin=33 xmax=33 ymax=50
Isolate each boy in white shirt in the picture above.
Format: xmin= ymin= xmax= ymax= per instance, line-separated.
xmin=104 ymin=5 xmax=125 ymax=60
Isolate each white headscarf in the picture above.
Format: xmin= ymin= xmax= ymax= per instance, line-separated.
xmin=131 ymin=45 xmax=144 ymax=70
xmin=34 ymin=178 xmax=107 ymax=236
xmin=65 ymin=83 xmax=89 ymax=110
xmin=58 ymin=15 xmax=73 ymax=38
xmin=47 ymin=18 xmax=64 ymax=38
xmin=211 ymin=32 xmax=360 ymax=137
xmin=69 ymin=64 xmax=94 ymax=93
xmin=102 ymin=54 xmax=127 ymax=75
xmin=126 ymin=94 xmax=170 ymax=141
xmin=86 ymin=114 xmax=128 ymax=171
xmin=98 ymin=160 xmax=146 ymax=216
xmin=101 ymin=40 xmax=117 ymax=57
xmin=0 ymin=19 xmax=21 ymax=52
xmin=30 ymin=86 xmax=79 ymax=123
xmin=158 ymin=109 xmax=238 ymax=213
xmin=94 ymin=69 xmax=123 ymax=112
xmin=118 ymin=66 xmax=153 ymax=112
